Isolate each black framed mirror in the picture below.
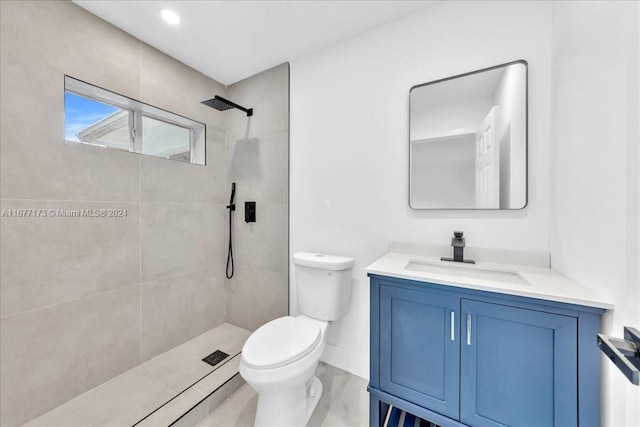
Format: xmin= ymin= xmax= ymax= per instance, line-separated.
xmin=409 ymin=60 xmax=527 ymax=209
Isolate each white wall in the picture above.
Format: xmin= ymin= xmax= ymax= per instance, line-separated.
xmin=290 ymin=1 xmax=552 ymax=379
xmin=549 ymin=2 xmax=640 ymax=426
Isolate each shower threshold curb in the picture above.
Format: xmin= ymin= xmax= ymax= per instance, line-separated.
xmin=135 ymin=355 xmax=245 ymax=427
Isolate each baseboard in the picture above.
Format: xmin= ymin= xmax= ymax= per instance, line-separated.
xmin=320 ymin=343 xmax=369 ymax=381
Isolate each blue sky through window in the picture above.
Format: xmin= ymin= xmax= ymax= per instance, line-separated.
xmin=64 ymin=92 xmax=118 ymax=141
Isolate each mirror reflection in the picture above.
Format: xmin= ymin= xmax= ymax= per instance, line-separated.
xmin=409 ymin=61 xmax=527 ymax=209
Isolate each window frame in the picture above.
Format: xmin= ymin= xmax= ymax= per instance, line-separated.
xmin=64 ymin=75 xmax=206 ymax=165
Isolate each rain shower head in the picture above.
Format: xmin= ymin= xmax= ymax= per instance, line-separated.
xmin=201 ymin=95 xmax=253 ymax=117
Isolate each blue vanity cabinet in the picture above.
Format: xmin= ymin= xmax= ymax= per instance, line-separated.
xmin=379 ymin=284 xmax=460 ymax=419
xmin=459 ymin=299 xmax=577 ymax=426
xmin=369 ymin=274 xmax=604 ymax=427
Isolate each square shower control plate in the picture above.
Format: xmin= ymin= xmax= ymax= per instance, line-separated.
xmin=245 ymin=202 xmax=256 ymax=223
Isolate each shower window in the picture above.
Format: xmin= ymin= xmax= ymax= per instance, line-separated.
xmin=64 ymin=76 xmax=206 ymax=165
xmin=64 ymin=93 xmax=132 ymax=151
xmin=140 ymin=115 xmax=191 ymax=162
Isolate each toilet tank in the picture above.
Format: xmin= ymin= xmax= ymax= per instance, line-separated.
xmin=294 ymin=252 xmax=354 ymax=321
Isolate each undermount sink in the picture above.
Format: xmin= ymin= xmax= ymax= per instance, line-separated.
xmin=404 ymin=260 xmax=530 ymax=286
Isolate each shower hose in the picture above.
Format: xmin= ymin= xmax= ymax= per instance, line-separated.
xmin=226 ymin=208 xmax=234 ymax=279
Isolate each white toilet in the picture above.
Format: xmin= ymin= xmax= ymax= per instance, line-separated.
xmin=239 ymin=252 xmax=354 ymax=427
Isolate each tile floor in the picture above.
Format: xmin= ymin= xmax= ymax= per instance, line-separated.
xmin=199 ymin=362 xmax=370 ymax=427
xmin=24 ymin=323 xmax=250 ymax=426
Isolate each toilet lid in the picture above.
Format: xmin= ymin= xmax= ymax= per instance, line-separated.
xmin=242 ymin=316 xmax=321 ymax=370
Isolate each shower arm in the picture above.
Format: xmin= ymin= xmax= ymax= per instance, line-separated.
xmin=220 ymin=98 xmax=253 ymax=117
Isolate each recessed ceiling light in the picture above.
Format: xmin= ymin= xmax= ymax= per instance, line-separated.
xmin=161 ymin=9 xmax=180 ymax=25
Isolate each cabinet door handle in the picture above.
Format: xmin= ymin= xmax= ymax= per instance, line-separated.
xmin=451 ymin=311 xmax=455 ymax=341
xmin=466 ymin=313 xmax=472 ymax=346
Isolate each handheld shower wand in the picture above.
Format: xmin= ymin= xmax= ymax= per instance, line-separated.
xmin=228 ymin=183 xmax=236 ymax=211
xmin=226 ymin=183 xmax=236 ymax=279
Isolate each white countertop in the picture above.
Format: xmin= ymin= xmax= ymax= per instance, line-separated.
xmin=366 ymin=252 xmax=613 ymax=310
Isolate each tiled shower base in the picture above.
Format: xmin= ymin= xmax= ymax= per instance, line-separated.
xmin=24 ymin=323 xmax=251 ymax=427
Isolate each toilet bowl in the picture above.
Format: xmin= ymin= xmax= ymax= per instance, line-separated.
xmin=240 ymin=315 xmax=328 ymax=427
xmin=239 ymin=252 xmax=354 ymax=427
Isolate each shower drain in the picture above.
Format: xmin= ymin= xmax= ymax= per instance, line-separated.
xmin=202 ymin=350 xmax=229 ymax=367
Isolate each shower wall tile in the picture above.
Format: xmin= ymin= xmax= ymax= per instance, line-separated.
xmin=226 ymin=268 xmax=288 ymax=332
xmin=0 ymin=200 xmax=140 ymax=317
xmin=0 ymin=84 xmax=142 ymax=203
xmin=141 ymin=140 xmax=226 ymax=204
xmin=141 ymin=203 xmax=224 ymax=282
xmin=0 ymin=286 xmax=140 ymax=427
xmin=0 ymin=1 xmax=141 ymax=99
xmin=226 ymin=132 xmax=289 ymax=204
xmin=139 ymin=43 xmax=226 ymax=132
xmin=1 ymin=2 xmax=230 ymax=424
xmin=140 ymin=267 xmax=227 ymax=361
xmin=234 ymin=202 xmax=288 ymax=274
xmin=225 ymin=63 xmax=290 ymax=144
xmin=224 ymin=63 xmax=289 ymax=330
xmin=207 ymin=138 xmax=228 ymax=203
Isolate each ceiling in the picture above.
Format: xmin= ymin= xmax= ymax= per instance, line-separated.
xmin=73 ymin=1 xmax=435 ymax=86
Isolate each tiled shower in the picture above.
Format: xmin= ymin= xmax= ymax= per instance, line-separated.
xmin=0 ymin=1 xmax=289 ymax=425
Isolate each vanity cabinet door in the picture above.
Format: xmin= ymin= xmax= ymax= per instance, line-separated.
xmin=460 ymin=299 xmax=578 ymax=427
xmin=379 ymin=284 xmax=460 ymax=419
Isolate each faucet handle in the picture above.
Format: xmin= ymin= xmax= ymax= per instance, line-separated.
xmin=442 ymin=231 xmax=475 ymax=264
xmin=451 ymin=231 xmax=465 ymax=247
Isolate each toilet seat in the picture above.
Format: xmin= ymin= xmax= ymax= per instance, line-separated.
xmin=242 ymin=316 xmax=321 ymax=370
